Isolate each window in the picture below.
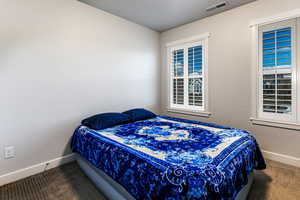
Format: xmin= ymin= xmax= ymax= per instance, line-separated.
xmin=253 ymin=18 xmax=299 ymax=125
xmin=167 ymin=34 xmax=209 ymax=115
xmin=258 ymin=20 xmax=296 ymax=122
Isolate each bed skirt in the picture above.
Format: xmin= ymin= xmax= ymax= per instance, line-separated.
xmin=76 ymin=155 xmax=254 ymax=200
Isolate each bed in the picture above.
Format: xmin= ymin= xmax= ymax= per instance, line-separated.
xmin=71 ymin=115 xmax=266 ymax=200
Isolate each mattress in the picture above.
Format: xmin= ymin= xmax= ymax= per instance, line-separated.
xmin=71 ymin=115 xmax=266 ymax=200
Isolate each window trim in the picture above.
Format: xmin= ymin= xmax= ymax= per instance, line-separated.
xmin=250 ymin=8 xmax=300 ymax=27
xmin=167 ymin=108 xmax=211 ymax=118
xmin=166 ymin=33 xmax=210 ymax=116
xmin=166 ymin=32 xmax=210 ymax=47
xmin=250 ymin=117 xmax=300 ymax=131
xmin=251 ymin=13 xmax=300 ymax=130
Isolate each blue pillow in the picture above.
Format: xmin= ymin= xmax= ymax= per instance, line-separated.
xmin=123 ymin=108 xmax=156 ymax=122
xmin=81 ymin=113 xmax=130 ymax=130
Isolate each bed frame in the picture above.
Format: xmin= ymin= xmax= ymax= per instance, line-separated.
xmin=77 ymin=155 xmax=253 ymax=200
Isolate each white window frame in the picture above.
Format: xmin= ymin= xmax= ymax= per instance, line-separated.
xmin=166 ymin=33 xmax=210 ymax=117
xmin=258 ymin=19 xmax=297 ymax=122
xmin=250 ymin=9 xmax=300 ymax=130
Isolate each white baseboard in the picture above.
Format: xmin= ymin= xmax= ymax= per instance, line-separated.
xmin=0 ymin=153 xmax=75 ymax=187
xmin=262 ymin=150 xmax=300 ymax=168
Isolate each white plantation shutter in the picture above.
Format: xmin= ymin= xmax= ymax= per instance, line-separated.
xmin=172 ymin=49 xmax=184 ymax=105
xmin=188 ymin=46 xmax=203 ymax=107
xmin=258 ymin=19 xmax=296 ymax=122
xmin=169 ymin=39 xmax=207 ymax=112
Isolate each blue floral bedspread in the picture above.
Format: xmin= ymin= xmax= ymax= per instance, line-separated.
xmin=71 ymin=116 xmax=266 ymax=200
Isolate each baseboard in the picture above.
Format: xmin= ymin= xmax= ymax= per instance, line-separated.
xmin=262 ymin=150 xmax=300 ymax=168
xmin=0 ymin=153 xmax=75 ymax=187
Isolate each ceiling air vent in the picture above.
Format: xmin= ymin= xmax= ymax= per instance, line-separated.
xmin=206 ymin=1 xmax=227 ymax=12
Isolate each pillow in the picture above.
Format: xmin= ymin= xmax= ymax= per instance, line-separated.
xmin=123 ymin=108 xmax=156 ymax=122
xmin=81 ymin=113 xmax=130 ymax=130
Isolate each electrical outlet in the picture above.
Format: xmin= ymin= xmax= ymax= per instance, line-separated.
xmin=4 ymin=146 xmax=15 ymax=159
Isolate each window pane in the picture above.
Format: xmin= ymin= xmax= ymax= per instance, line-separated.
xmin=262 ymin=73 xmax=292 ymax=114
xmin=262 ymin=27 xmax=292 ymax=69
xmin=188 ymin=45 xmax=202 ymax=76
xmin=188 ymin=78 xmax=202 ymax=107
xmin=173 ymin=49 xmax=184 ymax=77
xmin=173 ymin=78 xmax=184 ymax=105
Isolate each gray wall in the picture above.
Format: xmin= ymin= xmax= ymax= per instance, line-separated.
xmin=0 ymin=0 xmax=160 ymax=176
xmin=160 ymin=0 xmax=300 ymax=159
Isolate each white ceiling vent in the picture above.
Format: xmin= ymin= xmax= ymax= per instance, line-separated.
xmin=206 ymin=1 xmax=227 ymax=12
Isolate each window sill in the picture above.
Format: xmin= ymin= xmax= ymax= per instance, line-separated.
xmin=167 ymin=108 xmax=211 ymax=118
xmin=250 ymin=117 xmax=300 ymax=131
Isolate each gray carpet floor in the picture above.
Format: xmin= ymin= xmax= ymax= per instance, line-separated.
xmin=0 ymin=159 xmax=299 ymax=200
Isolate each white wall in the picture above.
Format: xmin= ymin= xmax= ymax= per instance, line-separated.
xmin=0 ymin=0 xmax=160 ymax=176
xmin=160 ymin=0 xmax=300 ymax=160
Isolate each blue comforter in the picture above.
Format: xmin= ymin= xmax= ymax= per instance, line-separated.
xmin=71 ymin=116 xmax=265 ymax=200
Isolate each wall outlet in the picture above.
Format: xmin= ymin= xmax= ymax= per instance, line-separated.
xmin=4 ymin=146 xmax=15 ymax=159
